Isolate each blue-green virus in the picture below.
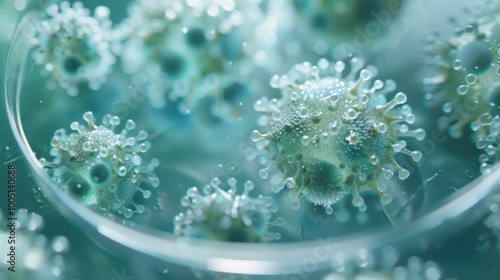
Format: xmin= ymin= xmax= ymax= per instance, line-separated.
xmin=423 ymin=9 xmax=500 ymax=138
xmin=0 ymin=209 xmax=69 ymax=280
xmin=40 ymin=111 xmax=160 ymax=218
xmin=291 ymin=0 xmax=401 ymax=43
xmin=250 ymin=58 xmax=425 ymax=214
xmin=31 ymin=1 xmax=117 ymax=96
xmin=118 ymin=0 xmax=265 ymax=119
xmin=174 ymin=177 xmax=284 ymax=242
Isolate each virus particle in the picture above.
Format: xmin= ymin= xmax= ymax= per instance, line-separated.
xmin=472 ymin=113 xmax=500 ymax=173
xmin=118 ymin=0 xmax=266 ymax=119
xmin=290 ymin=0 xmax=402 ymax=44
xmin=324 ymin=248 xmax=443 ymax=280
xmin=0 ymin=209 xmax=69 ymax=280
xmin=173 ymin=177 xmax=283 ymax=242
xmin=31 ymin=1 xmax=117 ymax=96
xmin=422 ymin=8 xmax=500 ymax=138
xmin=250 ymin=58 xmax=425 ymax=214
xmin=39 ymin=111 xmax=160 ymax=218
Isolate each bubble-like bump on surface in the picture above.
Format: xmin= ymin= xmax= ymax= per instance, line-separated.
xmin=251 ymin=57 xmax=425 ymax=213
xmin=39 ymin=111 xmax=160 ymax=218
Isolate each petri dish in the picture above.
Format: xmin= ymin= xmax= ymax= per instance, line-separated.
xmin=4 ymin=0 xmax=500 ymax=278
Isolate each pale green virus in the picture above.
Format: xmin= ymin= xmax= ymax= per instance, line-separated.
xmin=250 ymin=58 xmax=425 ymax=214
xmin=174 ymin=177 xmax=283 ymax=242
xmin=423 ymin=6 xmax=500 ymax=138
xmin=40 ymin=111 xmax=160 ymax=218
xmin=0 ymin=209 xmax=69 ymax=280
xmin=119 ymin=0 xmax=265 ymax=119
xmin=31 ymin=1 xmax=117 ymax=96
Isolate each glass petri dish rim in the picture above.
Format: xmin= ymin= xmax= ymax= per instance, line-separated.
xmin=4 ymin=2 xmax=500 ymax=275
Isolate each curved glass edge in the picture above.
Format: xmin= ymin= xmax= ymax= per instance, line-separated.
xmin=4 ymin=3 xmax=500 ymax=275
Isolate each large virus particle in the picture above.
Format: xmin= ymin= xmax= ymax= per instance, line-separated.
xmin=291 ymin=0 xmax=402 ymax=44
xmin=0 ymin=209 xmax=69 ymax=280
xmin=422 ymin=8 xmax=500 ymax=138
xmin=40 ymin=111 xmax=160 ymax=218
xmin=250 ymin=58 xmax=425 ymax=214
xmin=324 ymin=249 xmax=443 ymax=280
xmin=472 ymin=113 xmax=500 ymax=173
xmin=31 ymin=1 xmax=117 ymax=96
xmin=118 ymin=0 xmax=266 ymax=119
xmin=173 ymin=177 xmax=284 ymax=242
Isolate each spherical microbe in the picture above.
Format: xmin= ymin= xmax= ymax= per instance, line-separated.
xmin=39 ymin=111 xmax=160 ymax=218
xmin=0 ymin=209 xmax=69 ymax=280
xmin=423 ymin=10 xmax=500 ymax=139
xmin=250 ymin=58 xmax=425 ymax=213
xmin=118 ymin=0 xmax=265 ymax=119
xmin=173 ymin=177 xmax=283 ymax=242
xmin=31 ymin=1 xmax=117 ymax=96
xmin=291 ymin=0 xmax=401 ymax=43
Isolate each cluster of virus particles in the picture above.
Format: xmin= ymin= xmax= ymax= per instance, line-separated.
xmin=174 ymin=177 xmax=284 ymax=242
xmin=40 ymin=111 xmax=160 ymax=218
xmin=31 ymin=1 xmax=117 ymax=96
xmin=250 ymin=58 xmax=425 ymax=214
xmin=0 ymin=209 xmax=69 ymax=280
xmin=323 ymin=248 xmax=443 ymax=280
xmin=118 ymin=0 xmax=265 ymax=118
xmin=24 ymin=0 xmax=500 ymax=268
xmin=423 ymin=5 xmax=500 ymax=171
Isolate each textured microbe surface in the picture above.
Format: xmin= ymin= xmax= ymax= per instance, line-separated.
xmin=119 ymin=0 xmax=265 ymax=118
xmin=0 ymin=209 xmax=69 ymax=280
xmin=423 ymin=7 xmax=500 ymax=139
xmin=40 ymin=111 xmax=160 ymax=218
xmin=174 ymin=177 xmax=283 ymax=242
xmin=250 ymin=58 xmax=425 ymax=214
xmin=324 ymin=249 xmax=443 ymax=280
xmin=31 ymin=1 xmax=116 ymax=96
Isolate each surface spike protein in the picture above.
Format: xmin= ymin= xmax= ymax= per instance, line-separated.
xmin=31 ymin=1 xmax=116 ymax=96
xmin=119 ymin=0 xmax=265 ymax=118
xmin=174 ymin=177 xmax=283 ymax=242
xmin=423 ymin=9 xmax=500 ymax=139
xmin=40 ymin=111 xmax=160 ymax=218
xmin=251 ymin=58 xmax=425 ymax=214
